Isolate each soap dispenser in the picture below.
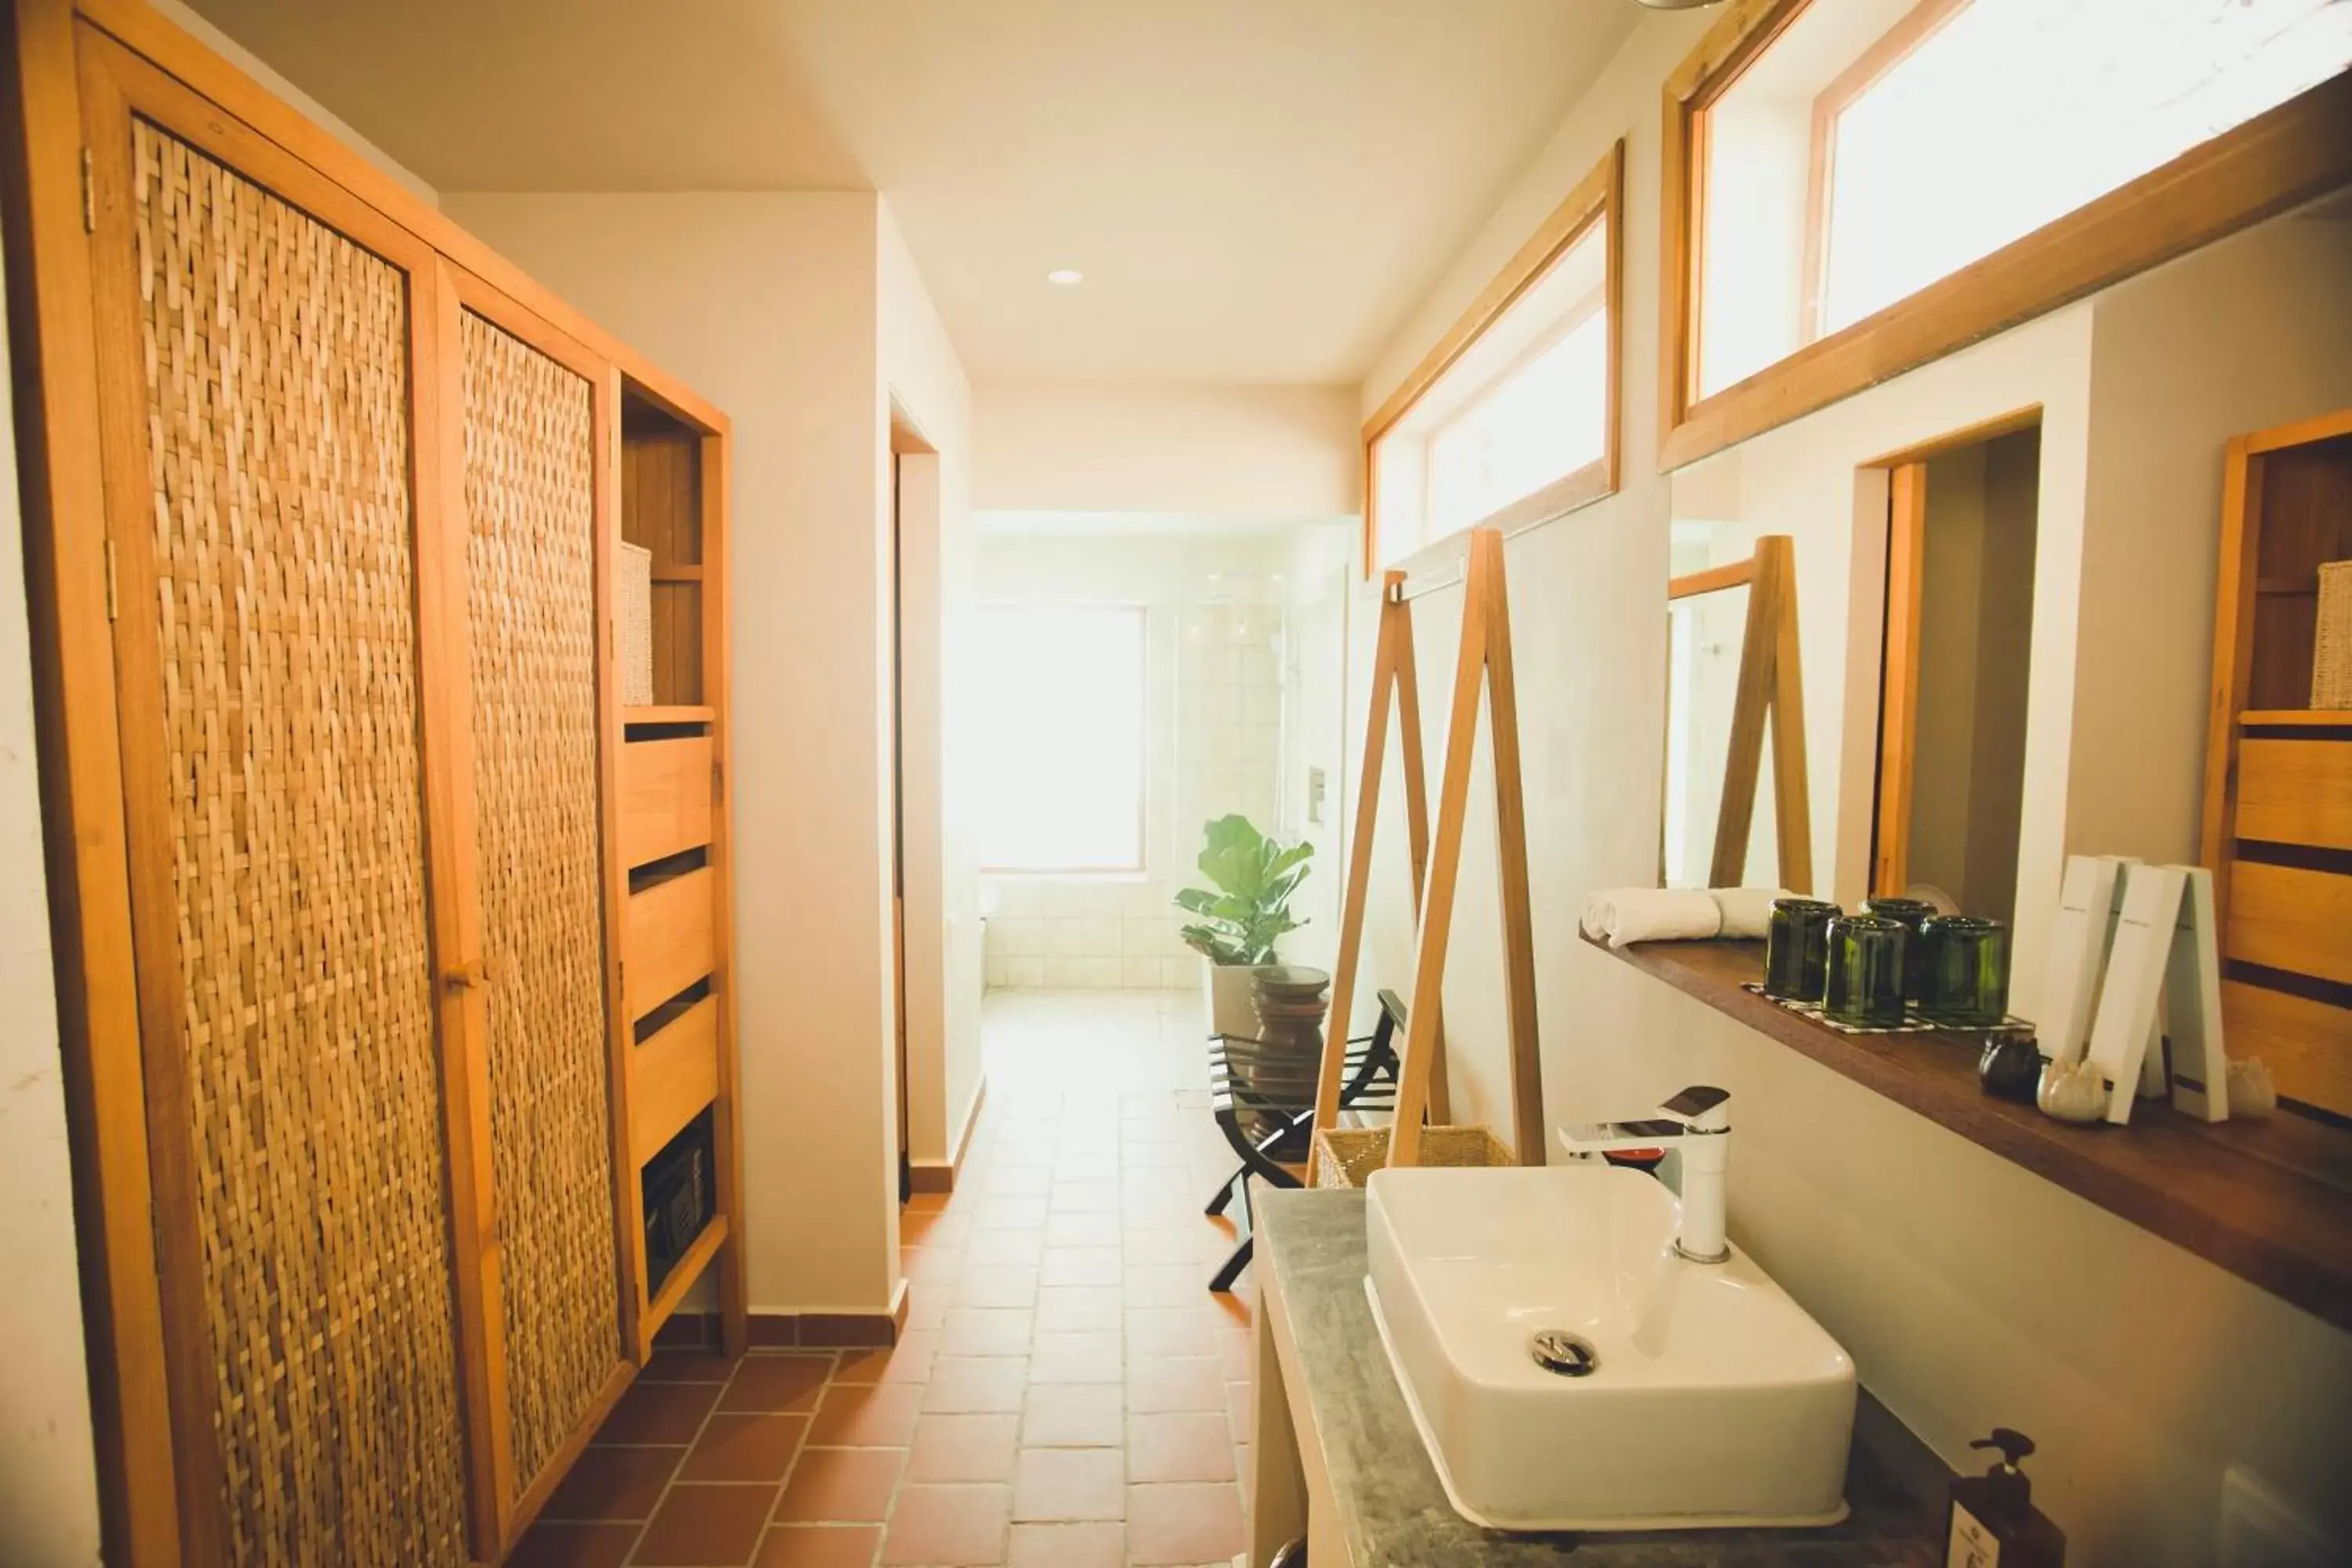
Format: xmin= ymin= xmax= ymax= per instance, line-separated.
xmin=1947 ymin=1428 xmax=2065 ymax=1567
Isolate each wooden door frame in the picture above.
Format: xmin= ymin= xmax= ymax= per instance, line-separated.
xmin=1861 ymin=405 xmax=2042 ymax=898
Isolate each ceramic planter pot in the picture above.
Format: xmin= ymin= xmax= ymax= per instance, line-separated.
xmin=1203 ymin=958 xmax=1272 ymax=1039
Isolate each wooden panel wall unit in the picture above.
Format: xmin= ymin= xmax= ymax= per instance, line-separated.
xmin=457 ymin=307 xmax=630 ymax=1512
xmin=622 ymin=424 xmax=706 ymax=704
xmin=2 ymin=1 xmax=743 ymax=1560
xmin=616 ymin=383 xmax=745 ymax=1359
xmin=2199 ymin=408 xmax=2352 ymax=1122
xmin=102 ymin=108 xmax=472 ymax=1567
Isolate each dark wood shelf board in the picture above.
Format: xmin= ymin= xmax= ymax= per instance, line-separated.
xmin=2239 ymin=710 xmax=2352 ymax=730
xmin=642 ymin=1214 xmax=729 ymax=1338
xmin=1588 ymin=934 xmax=2352 ymax=1331
xmin=624 ymin=704 xmax=715 ymax=726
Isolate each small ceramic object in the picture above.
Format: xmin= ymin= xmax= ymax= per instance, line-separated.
xmin=2035 ymin=1056 xmax=2106 ymax=1123
xmin=1977 ymin=1029 xmax=2041 ymax=1103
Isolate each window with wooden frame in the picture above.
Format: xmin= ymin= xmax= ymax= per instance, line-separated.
xmin=1365 ymin=141 xmax=1623 ymax=572
xmin=974 ymin=604 xmax=1149 ymax=874
xmin=1658 ymin=0 xmax=2352 ymax=471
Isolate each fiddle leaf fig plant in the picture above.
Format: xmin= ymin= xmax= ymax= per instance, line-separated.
xmin=1175 ymin=814 xmax=1314 ymax=966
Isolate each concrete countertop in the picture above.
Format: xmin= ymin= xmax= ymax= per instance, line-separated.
xmin=1254 ymin=1186 xmax=1946 ymax=1567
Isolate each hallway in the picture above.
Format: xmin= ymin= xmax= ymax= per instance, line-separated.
xmin=521 ymin=991 xmax=1258 ymax=1568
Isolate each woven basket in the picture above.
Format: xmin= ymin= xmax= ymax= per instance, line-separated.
xmin=1312 ymin=1123 xmax=1515 ymax=1188
xmin=619 ymin=541 xmax=655 ymax=707
xmin=2315 ymin=561 xmax=2351 ymax=710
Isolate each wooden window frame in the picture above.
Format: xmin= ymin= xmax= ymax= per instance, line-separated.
xmin=1364 ymin=140 xmax=1624 ymax=575
xmin=1659 ymin=0 xmax=2352 ymax=473
xmin=1800 ymin=0 xmax=1970 ymax=344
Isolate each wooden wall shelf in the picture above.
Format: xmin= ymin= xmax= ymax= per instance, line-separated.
xmin=2241 ymin=710 xmax=2352 ymax=728
xmin=1587 ymin=935 xmax=2352 ymax=1332
xmin=612 ymin=384 xmax=742 ymax=1366
xmin=2201 ymin=410 xmax=2352 ymax=1123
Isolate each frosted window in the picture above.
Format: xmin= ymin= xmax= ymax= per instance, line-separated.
xmin=1822 ymin=0 xmax=2352 ymax=333
xmin=1425 ymin=309 xmax=1608 ymax=539
xmin=975 ymin=606 xmax=1146 ymax=873
xmin=1693 ymin=0 xmax=2352 ymax=398
xmin=1373 ymin=217 xmax=1610 ymax=565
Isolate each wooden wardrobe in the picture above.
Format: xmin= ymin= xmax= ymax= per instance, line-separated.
xmin=2 ymin=1 xmax=746 ymax=1562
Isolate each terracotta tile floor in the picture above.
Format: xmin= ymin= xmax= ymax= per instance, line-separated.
xmin=517 ymin=990 xmax=1258 ymax=1567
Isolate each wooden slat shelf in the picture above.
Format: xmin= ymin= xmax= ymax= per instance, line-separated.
xmin=642 ymin=1214 xmax=730 ymax=1348
xmin=2240 ymin=710 xmax=2352 ymax=728
xmin=624 ymin=705 xmax=715 ymax=726
xmin=1588 ymin=935 xmax=2352 ymax=1332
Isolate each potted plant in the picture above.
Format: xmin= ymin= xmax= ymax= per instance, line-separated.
xmin=1176 ymin=814 xmax=1314 ymax=1039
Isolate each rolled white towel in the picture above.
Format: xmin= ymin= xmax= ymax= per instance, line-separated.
xmin=1581 ymin=887 xmax=1722 ymax=949
xmin=1708 ymin=887 xmax=1791 ymax=940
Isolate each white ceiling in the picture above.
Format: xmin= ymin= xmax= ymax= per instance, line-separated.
xmin=187 ymin=0 xmax=1639 ymax=383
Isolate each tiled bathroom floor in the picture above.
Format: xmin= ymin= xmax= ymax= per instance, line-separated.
xmin=515 ymin=989 xmax=1259 ymax=1568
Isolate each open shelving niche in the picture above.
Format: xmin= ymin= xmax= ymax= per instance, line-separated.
xmin=613 ymin=379 xmax=743 ymax=1356
xmin=2201 ymin=408 xmax=2352 ymax=1125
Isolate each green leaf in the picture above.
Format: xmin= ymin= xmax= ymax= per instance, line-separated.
xmin=1171 ymin=815 xmax=1312 ymax=966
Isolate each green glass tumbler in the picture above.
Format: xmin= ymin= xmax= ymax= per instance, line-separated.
xmin=1862 ymin=896 xmax=1936 ymax=1004
xmin=1824 ymin=914 xmax=1907 ymax=1028
xmin=1763 ymin=898 xmax=1840 ymax=1003
xmin=1922 ymin=915 xmax=2010 ymax=1026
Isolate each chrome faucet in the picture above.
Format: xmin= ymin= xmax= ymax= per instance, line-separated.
xmin=1556 ymin=1085 xmax=1732 ymax=1264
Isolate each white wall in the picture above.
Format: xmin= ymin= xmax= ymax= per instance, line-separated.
xmin=155 ymin=0 xmax=439 ymax=205
xmin=879 ymin=197 xmax=981 ymax=1174
xmin=448 ymin=191 xmax=946 ymax=1316
xmin=1353 ymin=9 xmax=2352 ymax=1561
xmin=1276 ymin=521 xmax=1359 ymax=972
xmin=0 ymin=220 xmax=103 ymax=1568
xmin=975 ymin=382 xmax=1361 ymax=518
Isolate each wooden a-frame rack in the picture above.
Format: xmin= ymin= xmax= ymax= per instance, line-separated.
xmin=1665 ymin=533 xmax=1813 ymax=893
xmin=1311 ymin=528 xmax=1544 ymax=1174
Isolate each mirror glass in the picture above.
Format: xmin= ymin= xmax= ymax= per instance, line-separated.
xmin=1662 ymin=520 xmax=1779 ymax=891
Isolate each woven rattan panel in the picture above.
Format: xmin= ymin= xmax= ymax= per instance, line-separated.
xmin=460 ymin=311 xmax=622 ymax=1487
xmin=131 ymin=122 xmax=470 ymax=1563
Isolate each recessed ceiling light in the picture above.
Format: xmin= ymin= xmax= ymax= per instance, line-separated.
xmin=1046 ymin=268 xmax=1083 ymax=286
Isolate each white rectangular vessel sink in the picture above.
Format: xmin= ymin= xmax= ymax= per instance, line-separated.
xmin=1365 ymin=1163 xmax=1856 ymax=1532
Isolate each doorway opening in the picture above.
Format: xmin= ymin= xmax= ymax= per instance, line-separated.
xmin=1865 ymin=409 xmax=2043 ymax=923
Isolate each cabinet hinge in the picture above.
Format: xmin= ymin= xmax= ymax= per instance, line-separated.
xmin=712 ymin=757 xmax=724 ymax=805
xmin=103 ymin=539 xmax=117 ymax=622
xmin=80 ymin=147 xmax=94 ymax=234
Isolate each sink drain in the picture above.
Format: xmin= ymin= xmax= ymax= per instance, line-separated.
xmin=1530 ymin=1330 xmax=1599 ymax=1377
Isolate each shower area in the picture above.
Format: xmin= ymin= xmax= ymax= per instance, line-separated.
xmin=970 ymin=515 xmax=1355 ymax=996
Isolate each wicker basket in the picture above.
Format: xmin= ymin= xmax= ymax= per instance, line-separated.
xmin=1312 ymin=1123 xmax=1515 ymax=1188
xmin=2316 ymin=561 xmax=2351 ymax=710
xmin=618 ymin=541 xmax=655 ymax=707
